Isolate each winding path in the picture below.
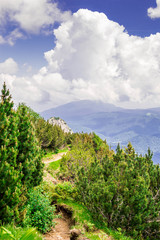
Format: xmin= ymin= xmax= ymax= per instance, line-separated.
xmin=44 ymin=216 xmax=70 ymax=240
xmin=43 ymin=151 xmax=111 ymax=240
xmin=43 ymin=151 xmax=71 ymax=240
xmin=43 ymin=152 xmax=67 ymax=184
xmin=43 ymin=152 xmax=67 ymax=164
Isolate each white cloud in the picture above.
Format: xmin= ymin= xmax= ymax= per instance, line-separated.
xmin=6 ymin=29 xmax=24 ymax=46
xmin=2 ymin=9 xmax=160 ymax=111
xmin=0 ymin=0 xmax=71 ymax=44
xmin=148 ymin=0 xmax=160 ymax=18
xmin=0 ymin=29 xmax=24 ymax=46
xmin=42 ymin=9 xmax=160 ymax=108
xmin=0 ymin=73 xmax=45 ymax=109
xmin=0 ymin=58 xmax=18 ymax=74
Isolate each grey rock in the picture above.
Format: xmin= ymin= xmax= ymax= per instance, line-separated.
xmin=49 ymin=117 xmax=73 ymax=134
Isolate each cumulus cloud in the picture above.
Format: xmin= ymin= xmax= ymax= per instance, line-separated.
xmin=148 ymin=0 xmax=160 ymax=18
xmin=42 ymin=9 xmax=160 ymax=108
xmin=0 ymin=0 xmax=70 ymax=45
xmin=2 ymin=9 xmax=160 ymax=110
xmin=0 ymin=58 xmax=18 ymax=74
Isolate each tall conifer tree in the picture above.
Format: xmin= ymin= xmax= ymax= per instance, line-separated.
xmin=0 ymin=83 xmax=22 ymax=223
xmin=17 ymin=104 xmax=44 ymax=189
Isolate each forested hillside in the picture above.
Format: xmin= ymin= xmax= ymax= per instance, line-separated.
xmin=0 ymin=83 xmax=70 ymax=239
xmin=1 ymin=84 xmax=160 ymax=240
xmin=60 ymin=134 xmax=160 ymax=239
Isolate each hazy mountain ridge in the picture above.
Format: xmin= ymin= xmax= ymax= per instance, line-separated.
xmin=41 ymin=100 xmax=160 ymax=164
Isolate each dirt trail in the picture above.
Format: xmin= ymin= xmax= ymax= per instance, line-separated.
xmin=43 ymin=152 xmax=67 ymax=184
xmin=43 ymin=152 xmax=111 ymax=240
xmin=43 ymin=152 xmax=67 ymax=164
xmin=43 ymin=152 xmax=71 ymax=240
xmin=44 ymin=215 xmax=70 ymax=240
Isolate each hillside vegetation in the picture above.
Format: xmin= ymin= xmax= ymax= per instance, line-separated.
xmin=0 ymin=83 xmax=69 ymax=238
xmin=1 ymin=83 xmax=160 ymax=240
xmin=59 ymin=133 xmax=160 ymax=239
xmin=40 ymin=100 xmax=160 ymax=164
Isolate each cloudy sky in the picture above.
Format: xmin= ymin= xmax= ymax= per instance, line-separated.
xmin=1 ymin=0 xmax=160 ymax=111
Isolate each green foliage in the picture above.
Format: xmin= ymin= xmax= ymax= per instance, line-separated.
xmin=19 ymin=104 xmax=67 ymax=151
xmin=35 ymin=118 xmax=66 ymax=149
xmin=57 ymin=199 xmax=132 ymax=240
xmin=23 ymin=187 xmax=56 ymax=233
xmin=49 ymin=159 xmax=61 ymax=171
xmin=41 ymin=181 xmax=57 ymax=203
xmin=60 ymin=132 xmax=112 ymax=180
xmin=92 ymin=132 xmax=104 ymax=152
xmin=0 ymin=83 xmax=22 ymax=224
xmin=0 ymin=84 xmax=44 ymax=225
xmin=18 ymin=103 xmax=42 ymax=123
xmin=54 ymin=117 xmax=60 ymax=120
xmin=60 ymin=133 xmax=160 ymax=239
xmin=17 ymin=104 xmax=44 ymax=188
xmin=47 ymin=160 xmax=61 ymax=178
xmin=55 ymin=182 xmax=77 ymax=201
xmin=0 ymin=225 xmax=43 ymax=240
xmin=57 ymin=199 xmax=97 ymax=232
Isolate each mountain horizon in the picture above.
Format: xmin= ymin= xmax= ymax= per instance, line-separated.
xmin=40 ymin=100 xmax=160 ymax=164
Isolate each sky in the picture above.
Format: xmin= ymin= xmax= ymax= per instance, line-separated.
xmin=1 ymin=0 xmax=160 ymax=111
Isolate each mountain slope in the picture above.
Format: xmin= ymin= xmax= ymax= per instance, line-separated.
xmin=41 ymin=100 xmax=123 ymax=120
xmin=40 ymin=100 xmax=160 ymax=163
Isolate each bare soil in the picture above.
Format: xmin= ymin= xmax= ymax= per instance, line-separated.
xmin=43 ymin=170 xmax=58 ymax=184
xmin=44 ymin=212 xmax=70 ymax=240
xmin=43 ymin=152 xmax=71 ymax=240
xmin=43 ymin=152 xmax=67 ymax=184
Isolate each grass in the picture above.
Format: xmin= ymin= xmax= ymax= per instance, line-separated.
xmin=86 ymin=231 xmax=110 ymax=240
xmin=0 ymin=225 xmax=43 ymax=240
xmin=48 ymin=159 xmax=61 ymax=171
xmin=58 ymin=199 xmax=96 ymax=227
xmin=46 ymin=157 xmax=61 ymax=177
xmin=57 ymin=199 xmax=133 ymax=240
xmin=44 ymin=147 xmax=68 ymax=176
xmin=43 ymin=147 xmax=69 ymax=160
xmin=58 ymin=147 xmax=69 ymax=153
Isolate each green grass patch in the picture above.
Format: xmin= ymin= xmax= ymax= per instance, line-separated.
xmin=86 ymin=231 xmax=109 ymax=240
xmin=43 ymin=151 xmax=54 ymax=159
xmin=57 ymin=147 xmax=69 ymax=153
xmin=48 ymin=159 xmax=61 ymax=171
xmin=43 ymin=147 xmax=69 ymax=160
xmin=106 ymin=228 xmax=132 ymax=240
xmin=57 ymin=199 xmax=96 ymax=228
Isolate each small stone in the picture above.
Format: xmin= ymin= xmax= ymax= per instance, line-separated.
xmin=70 ymin=229 xmax=81 ymax=240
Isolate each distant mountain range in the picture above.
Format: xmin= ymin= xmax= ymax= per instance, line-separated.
xmin=40 ymin=100 xmax=160 ymax=164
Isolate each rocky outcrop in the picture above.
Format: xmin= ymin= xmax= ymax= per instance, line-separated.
xmin=49 ymin=117 xmax=73 ymax=134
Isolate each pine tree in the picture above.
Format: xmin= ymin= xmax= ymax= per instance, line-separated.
xmin=0 ymin=83 xmax=22 ymax=224
xmin=17 ymin=104 xmax=44 ymax=189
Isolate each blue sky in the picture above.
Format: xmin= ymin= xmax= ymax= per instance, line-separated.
xmin=1 ymin=0 xmax=159 ymax=68
xmin=58 ymin=0 xmax=160 ymax=36
xmin=0 ymin=0 xmax=160 ymax=111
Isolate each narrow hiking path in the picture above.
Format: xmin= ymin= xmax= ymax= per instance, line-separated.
xmin=43 ymin=151 xmax=67 ymax=184
xmin=44 ymin=215 xmax=70 ymax=240
xmin=43 ymin=151 xmax=112 ymax=240
xmin=43 ymin=152 xmax=67 ymax=164
xmin=43 ymin=151 xmax=71 ymax=240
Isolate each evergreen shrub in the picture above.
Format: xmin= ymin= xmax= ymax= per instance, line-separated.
xmin=23 ymin=187 xmax=56 ymax=233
